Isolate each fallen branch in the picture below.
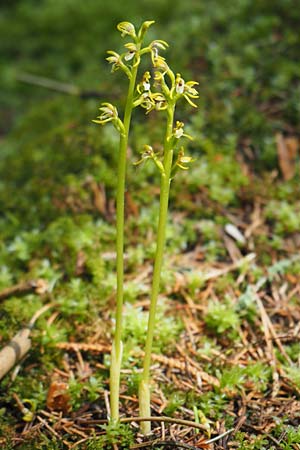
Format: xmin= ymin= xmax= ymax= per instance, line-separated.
xmin=0 ymin=328 xmax=31 ymax=380
xmin=56 ymin=342 xmax=219 ymax=388
xmin=16 ymin=72 xmax=118 ymax=99
xmin=0 ymin=303 xmax=55 ymax=380
xmin=120 ymin=416 xmax=207 ymax=431
xmin=202 ymin=252 xmax=256 ymax=282
xmin=148 ymin=440 xmax=200 ymax=449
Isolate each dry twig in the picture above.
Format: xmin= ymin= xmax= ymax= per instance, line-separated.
xmin=0 ymin=279 xmax=48 ymax=302
xmin=0 ymin=303 xmax=54 ymax=380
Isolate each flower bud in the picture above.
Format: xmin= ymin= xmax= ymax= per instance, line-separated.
xmin=138 ymin=20 xmax=155 ymax=40
xmin=117 ymin=21 xmax=136 ymax=38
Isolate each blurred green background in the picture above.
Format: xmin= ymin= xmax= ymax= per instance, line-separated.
xmin=0 ymin=0 xmax=300 ymax=233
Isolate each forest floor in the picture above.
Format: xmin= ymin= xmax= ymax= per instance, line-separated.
xmin=1 ymin=171 xmax=300 ymax=449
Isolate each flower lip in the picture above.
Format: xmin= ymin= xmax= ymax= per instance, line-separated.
xmin=175 ymin=73 xmax=185 ymax=94
xmin=124 ymin=51 xmax=135 ymax=61
xmin=143 ymin=81 xmax=151 ymax=91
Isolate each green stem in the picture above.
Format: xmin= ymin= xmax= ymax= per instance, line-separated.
xmin=110 ymin=62 xmax=139 ymax=423
xmin=139 ymin=104 xmax=175 ymax=433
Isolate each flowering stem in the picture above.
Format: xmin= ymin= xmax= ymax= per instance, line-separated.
xmin=139 ymin=103 xmax=175 ymax=434
xmin=110 ymin=61 xmax=139 ymax=423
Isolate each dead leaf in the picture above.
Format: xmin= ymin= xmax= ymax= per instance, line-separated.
xmin=0 ymin=329 xmax=31 ymax=380
xmin=224 ymin=223 xmax=246 ymax=245
xmin=223 ymin=234 xmax=243 ymax=262
xmin=34 ymin=279 xmax=49 ymax=295
xmin=276 ymin=133 xmax=299 ymax=180
xmin=90 ymin=181 xmax=106 ymax=214
xmin=75 ymin=250 xmax=86 ymax=276
xmin=46 ymin=380 xmax=71 ymax=413
xmin=125 ymin=191 xmax=139 ymax=217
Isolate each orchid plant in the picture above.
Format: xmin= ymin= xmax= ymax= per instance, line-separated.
xmin=93 ymin=20 xmax=198 ymax=433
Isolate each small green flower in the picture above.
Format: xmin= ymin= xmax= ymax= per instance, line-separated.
xmin=93 ymin=103 xmax=125 ymax=135
xmin=185 ymin=81 xmax=199 ymax=98
xmin=117 ymin=21 xmax=136 ymax=38
xmin=93 ymin=103 xmax=118 ymax=124
xmin=175 ymin=73 xmax=199 ymax=107
xmin=134 ymin=145 xmax=164 ymax=174
xmin=175 ymin=147 xmax=194 ymax=170
xmin=153 ymin=70 xmax=164 ymax=85
xmin=149 ymin=40 xmax=169 ymax=65
xmin=137 ymin=71 xmax=151 ymax=94
xmin=173 ymin=121 xmax=193 ymax=140
xmin=153 ymin=55 xmax=169 ymax=74
xmin=134 ymin=144 xmax=155 ymax=165
xmin=133 ymin=91 xmax=154 ymax=112
xmin=106 ymin=50 xmax=132 ymax=79
xmin=152 ymin=92 xmax=167 ymax=111
xmin=106 ymin=51 xmax=122 ymax=72
xmin=174 ymin=121 xmax=184 ymax=138
xmin=140 ymin=93 xmax=155 ymax=112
